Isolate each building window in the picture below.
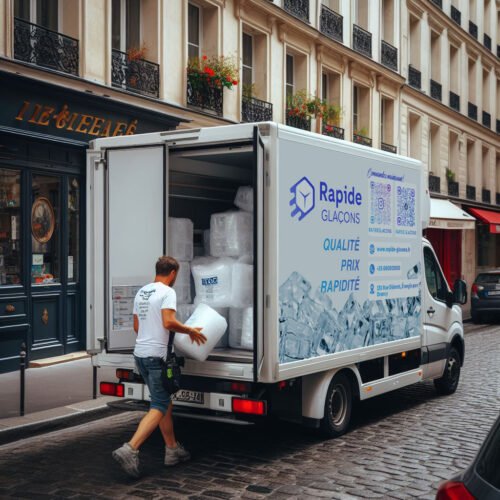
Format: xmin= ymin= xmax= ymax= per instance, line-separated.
xmin=467 ymin=140 xmax=475 ymax=188
xmin=482 ymin=147 xmax=490 ymax=190
xmin=448 ymin=131 xmax=459 ymax=179
xmin=482 ymin=69 xmax=490 ymax=116
xmin=323 ymin=0 xmax=340 ymax=12
xmin=381 ymin=97 xmax=394 ymax=146
xmin=188 ymin=3 xmax=201 ymax=61
xmin=409 ymin=15 xmax=421 ymax=70
xmin=449 ymin=44 xmax=459 ymax=95
xmin=354 ymin=0 xmax=368 ymax=30
xmin=286 ymin=54 xmax=294 ymax=100
xmin=353 ymin=84 xmax=370 ymax=137
xmin=381 ymin=0 xmax=394 ymax=45
xmin=15 ymin=0 xmax=59 ymax=30
xmin=429 ymin=123 xmax=440 ymax=175
xmin=112 ymin=0 xmax=141 ymax=52
xmin=468 ymin=58 xmax=477 ymax=105
xmin=408 ymin=112 xmax=421 ymax=160
xmin=242 ymin=33 xmax=253 ymax=90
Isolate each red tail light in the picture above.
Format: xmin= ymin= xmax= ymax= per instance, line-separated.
xmin=436 ymin=481 xmax=475 ymax=500
xmin=100 ymin=382 xmax=125 ymax=397
xmin=230 ymin=382 xmax=251 ymax=393
xmin=116 ymin=369 xmax=134 ymax=381
xmin=471 ymin=284 xmax=479 ymax=298
xmin=232 ymin=398 xmax=266 ymax=415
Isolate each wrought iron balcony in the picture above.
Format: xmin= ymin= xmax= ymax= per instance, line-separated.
xmin=286 ymin=112 xmax=311 ymax=131
xmin=381 ymin=143 xmax=397 ymax=154
xmin=320 ymin=4 xmax=343 ymax=43
xmin=482 ymin=111 xmax=491 ymax=129
xmin=353 ymin=24 xmax=372 ymax=58
xmin=408 ymin=65 xmax=421 ymax=90
xmin=482 ymin=189 xmax=491 ymax=203
xmin=381 ymin=41 xmax=398 ymax=71
xmin=448 ymin=180 xmax=459 ymax=197
xmin=466 ymin=185 xmax=476 ymax=200
xmin=429 ymin=174 xmax=441 ymax=193
xmin=430 ymin=79 xmax=442 ymax=101
xmin=112 ymin=49 xmax=159 ymax=98
xmin=497 ymin=192 xmax=500 ymax=205
xmin=13 ymin=17 xmax=79 ymax=75
xmin=187 ymin=76 xmax=223 ymax=116
xmin=430 ymin=0 xmax=442 ymax=8
xmin=353 ymin=133 xmax=372 ymax=147
xmin=449 ymin=91 xmax=460 ymax=112
xmin=322 ymin=123 xmax=345 ymax=140
xmin=484 ymin=33 xmax=492 ymax=50
xmin=497 ymin=119 xmax=500 ymax=134
xmin=284 ymin=0 xmax=309 ymax=22
xmin=450 ymin=5 xmax=461 ymax=25
xmin=241 ymin=97 xmax=273 ymax=123
xmin=469 ymin=21 xmax=478 ymax=39
xmin=468 ymin=102 xmax=478 ymax=121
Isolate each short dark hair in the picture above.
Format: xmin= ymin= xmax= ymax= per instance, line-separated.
xmin=155 ymin=256 xmax=179 ymax=276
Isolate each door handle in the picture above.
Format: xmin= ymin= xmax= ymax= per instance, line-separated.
xmin=427 ymin=307 xmax=435 ymax=315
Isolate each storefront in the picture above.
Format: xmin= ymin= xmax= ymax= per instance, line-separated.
xmin=0 ymin=71 xmax=186 ymax=373
xmin=426 ymin=199 xmax=476 ymax=287
xmin=466 ymin=207 xmax=500 ymax=272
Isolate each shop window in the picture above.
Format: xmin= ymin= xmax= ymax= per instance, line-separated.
xmin=31 ymin=175 xmax=60 ymax=285
xmin=477 ymin=224 xmax=496 ymax=267
xmin=112 ymin=0 xmax=141 ymax=52
xmin=0 ymin=169 xmax=21 ymax=286
xmin=68 ymin=177 xmax=80 ymax=283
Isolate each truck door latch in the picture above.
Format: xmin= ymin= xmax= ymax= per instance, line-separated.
xmin=427 ymin=307 xmax=435 ymax=316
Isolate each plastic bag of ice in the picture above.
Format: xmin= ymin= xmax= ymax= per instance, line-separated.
xmin=192 ymin=257 xmax=235 ymax=307
xmin=210 ymin=211 xmax=252 ymax=257
xmin=228 ymin=307 xmax=253 ymax=350
xmin=234 ymin=186 xmax=253 ymax=212
xmin=203 ymin=229 xmax=211 ymax=256
xmin=231 ymin=263 xmax=253 ymax=307
xmin=213 ymin=307 xmax=229 ymax=348
xmin=173 ymin=261 xmax=192 ymax=304
xmin=168 ymin=218 xmax=193 ymax=261
xmin=174 ymin=303 xmax=227 ymax=361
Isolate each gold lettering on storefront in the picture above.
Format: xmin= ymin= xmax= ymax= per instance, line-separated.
xmin=15 ymin=101 xmax=138 ymax=138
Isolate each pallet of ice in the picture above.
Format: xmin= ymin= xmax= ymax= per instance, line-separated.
xmin=168 ymin=218 xmax=194 ymax=261
xmin=210 ymin=211 xmax=252 ymax=257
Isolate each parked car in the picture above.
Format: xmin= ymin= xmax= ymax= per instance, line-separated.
xmin=471 ymin=270 xmax=500 ymax=323
xmin=436 ymin=414 xmax=500 ymax=499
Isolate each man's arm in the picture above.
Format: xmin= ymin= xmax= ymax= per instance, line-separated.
xmin=133 ymin=314 xmax=139 ymax=334
xmin=162 ymin=309 xmax=207 ymax=345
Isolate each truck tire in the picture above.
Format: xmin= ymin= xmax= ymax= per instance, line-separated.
xmin=434 ymin=347 xmax=461 ymax=395
xmin=320 ymin=373 xmax=352 ymax=438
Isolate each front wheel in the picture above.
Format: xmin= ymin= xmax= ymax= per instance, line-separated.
xmin=434 ymin=347 xmax=461 ymax=395
xmin=320 ymin=373 xmax=353 ymax=438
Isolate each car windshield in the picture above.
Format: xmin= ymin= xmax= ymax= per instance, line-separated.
xmin=476 ymin=420 xmax=500 ymax=489
xmin=475 ymin=273 xmax=500 ymax=284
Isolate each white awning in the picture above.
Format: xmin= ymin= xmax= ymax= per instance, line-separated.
xmin=429 ymin=199 xmax=476 ymax=230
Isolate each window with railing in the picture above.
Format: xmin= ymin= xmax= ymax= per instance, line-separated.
xmin=482 ymin=147 xmax=490 ymax=200
xmin=430 ymin=31 xmax=440 ymax=99
xmin=482 ymin=69 xmax=490 ymax=127
xmin=429 ymin=123 xmax=440 ymax=178
xmin=284 ymin=0 xmax=309 ymax=22
xmin=450 ymin=5 xmax=461 ymax=25
xmin=408 ymin=112 xmax=421 ymax=160
xmin=352 ymin=24 xmax=372 ymax=58
xmin=320 ymin=3 xmax=343 ymax=43
xmin=429 ymin=174 xmax=441 ymax=193
xmin=468 ymin=102 xmax=478 ymax=121
xmin=448 ymin=132 xmax=459 ymax=192
xmin=353 ymin=84 xmax=370 ymax=144
xmin=467 ymin=141 xmax=475 ymax=198
xmin=408 ymin=65 xmax=421 ymax=90
xmin=468 ymin=21 xmax=478 ymax=39
xmin=449 ymin=44 xmax=459 ymax=110
xmin=381 ymin=97 xmax=395 ymax=152
xmin=381 ymin=41 xmax=398 ymax=71
xmin=430 ymin=79 xmax=442 ymax=101
xmin=466 ymin=185 xmax=476 ymax=200
xmin=408 ymin=15 xmax=420 ymax=87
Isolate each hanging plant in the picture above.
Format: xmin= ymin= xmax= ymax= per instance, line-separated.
xmin=187 ymin=55 xmax=239 ymax=90
xmin=127 ymin=44 xmax=147 ymax=62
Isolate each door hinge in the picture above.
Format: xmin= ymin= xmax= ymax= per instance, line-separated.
xmin=94 ymin=157 xmax=106 ymax=170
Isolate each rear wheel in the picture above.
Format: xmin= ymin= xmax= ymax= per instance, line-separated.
xmin=320 ymin=373 xmax=352 ymax=438
xmin=434 ymin=347 xmax=461 ymax=395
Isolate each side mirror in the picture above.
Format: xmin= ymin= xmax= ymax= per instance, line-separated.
xmin=452 ymin=279 xmax=467 ymax=305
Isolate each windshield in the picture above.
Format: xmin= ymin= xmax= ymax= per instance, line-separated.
xmin=476 ymin=419 xmax=500 ymax=490
xmin=475 ymin=273 xmax=500 ymax=284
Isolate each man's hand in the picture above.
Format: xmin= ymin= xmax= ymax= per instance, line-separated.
xmin=188 ymin=327 xmax=207 ymax=345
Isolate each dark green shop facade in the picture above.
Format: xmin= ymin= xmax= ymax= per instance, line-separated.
xmin=0 ymin=71 xmax=184 ymax=373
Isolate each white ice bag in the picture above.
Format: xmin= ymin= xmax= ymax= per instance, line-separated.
xmin=191 ymin=257 xmax=235 ymax=307
xmin=168 ymin=218 xmax=194 ymax=261
xmin=210 ymin=211 xmax=253 ymax=257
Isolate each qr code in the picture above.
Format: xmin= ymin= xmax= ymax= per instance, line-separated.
xmin=370 ymin=181 xmax=391 ymax=226
xmin=396 ymin=186 xmax=416 ymax=227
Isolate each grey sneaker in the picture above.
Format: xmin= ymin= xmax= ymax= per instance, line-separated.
xmin=164 ymin=442 xmax=191 ymax=466
xmin=112 ymin=443 xmax=140 ymax=478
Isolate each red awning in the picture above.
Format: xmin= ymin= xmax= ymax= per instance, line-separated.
xmin=467 ymin=207 xmax=500 ymax=234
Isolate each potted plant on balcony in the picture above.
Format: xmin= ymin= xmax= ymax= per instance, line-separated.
xmin=127 ymin=44 xmax=148 ymax=62
xmin=446 ymin=167 xmax=455 ymax=183
xmin=187 ymin=55 xmax=239 ymax=91
xmin=322 ymin=103 xmax=342 ymax=136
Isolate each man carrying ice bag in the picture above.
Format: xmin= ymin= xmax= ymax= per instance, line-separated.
xmin=112 ymin=256 xmax=206 ymax=478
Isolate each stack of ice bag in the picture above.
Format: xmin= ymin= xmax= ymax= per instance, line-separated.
xmin=168 ymin=218 xmax=193 ymax=305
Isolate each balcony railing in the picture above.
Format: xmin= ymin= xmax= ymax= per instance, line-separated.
xmin=469 ymin=21 xmax=478 ymax=39
xmin=187 ymin=77 xmax=223 ymax=116
xmin=497 ymin=119 xmax=500 ymax=134
xmin=448 ymin=180 xmax=459 ymax=197
xmin=241 ymin=97 xmax=273 ymax=123
xmin=449 ymin=91 xmax=460 ymax=112
xmin=468 ymin=102 xmax=478 ymax=121
xmin=352 ymin=24 xmax=372 ymax=58
xmin=381 ymin=143 xmax=397 ymax=154
xmin=13 ymin=17 xmax=79 ymax=75
xmin=466 ymin=185 xmax=476 ymax=200
xmin=284 ymin=0 xmax=309 ymax=22
xmin=286 ymin=113 xmax=311 ymax=131
xmin=482 ymin=111 xmax=491 ymax=129
xmin=408 ymin=65 xmax=421 ymax=90
xmin=320 ymin=4 xmax=343 ymax=43
xmin=322 ymin=123 xmax=345 ymax=140
xmin=429 ymin=174 xmax=441 ymax=193
xmin=497 ymin=192 xmax=500 ymax=205
xmin=484 ymin=33 xmax=492 ymax=50
xmin=353 ymin=133 xmax=372 ymax=147
xmin=482 ymin=189 xmax=491 ymax=203
xmin=450 ymin=5 xmax=461 ymax=25
xmin=430 ymin=79 xmax=442 ymax=101
xmin=381 ymin=40 xmax=398 ymax=71
xmin=111 ymin=49 xmax=159 ymax=98
xmin=430 ymin=0 xmax=442 ymax=8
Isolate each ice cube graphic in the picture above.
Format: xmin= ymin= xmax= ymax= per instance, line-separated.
xmin=279 ymin=272 xmax=311 ymax=304
xmin=314 ymin=311 xmax=341 ymax=356
xmin=279 ymin=318 xmax=314 ymax=362
xmin=297 ymin=296 xmax=324 ymax=329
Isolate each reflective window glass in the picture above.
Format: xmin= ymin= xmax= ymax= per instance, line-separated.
xmin=68 ymin=177 xmax=80 ymax=283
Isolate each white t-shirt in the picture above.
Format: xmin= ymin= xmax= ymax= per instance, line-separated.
xmin=133 ymin=282 xmax=177 ymax=359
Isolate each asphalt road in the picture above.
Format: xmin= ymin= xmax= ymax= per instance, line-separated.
xmin=0 ymin=322 xmax=499 ymax=499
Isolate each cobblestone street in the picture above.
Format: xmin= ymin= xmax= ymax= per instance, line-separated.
xmin=0 ymin=323 xmax=499 ymax=500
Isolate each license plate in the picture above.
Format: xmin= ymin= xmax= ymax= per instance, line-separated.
xmin=487 ymin=291 xmax=500 ymax=296
xmin=172 ymin=390 xmax=204 ymax=404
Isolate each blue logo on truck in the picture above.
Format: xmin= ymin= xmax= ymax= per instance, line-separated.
xmin=290 ymin=177 xmax=315 ymax=221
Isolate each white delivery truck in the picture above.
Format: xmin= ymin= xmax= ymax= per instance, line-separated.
xmin=87 ymin=122 xmax=467 ymax=437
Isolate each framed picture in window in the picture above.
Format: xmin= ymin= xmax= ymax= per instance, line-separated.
xmin=31 ymin=197 xmax=55 ymax=244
